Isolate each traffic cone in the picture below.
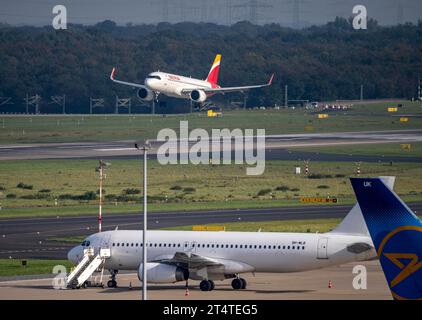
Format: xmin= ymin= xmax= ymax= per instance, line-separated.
xmin=328 ymin=280 xmax=333 ymax=288
xmin=185 ymin=287 xmax=190 ymax=296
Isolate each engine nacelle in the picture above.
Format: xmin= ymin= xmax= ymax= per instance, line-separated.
xmin=190 ymin=90 xmax=207 ymax=103
xmin=137 ymin=88 xmax=154 ymax=101
xmin=138 ymin=263 xmax=189 ymax=283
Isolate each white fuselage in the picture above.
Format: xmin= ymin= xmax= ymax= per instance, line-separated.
xmin=68 ymin=229 xmax=375 ymax=278
xmin=144 ymin=72 xmax=216 ymax=99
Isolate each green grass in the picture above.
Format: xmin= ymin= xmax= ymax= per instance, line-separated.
xmin=48 ymin=236 xmax=86 ymax=244
xmin=1 ymin=101 xmax=421 ymax=144
xmin=1 ymin=159 xmax=421 ymax=218
xmin=289 ymin=142 xmax=422 ymax=158
xmin=163 ymin=219 xmax=342 ymax=233
xmin=0 ymin=259 xmax=73 ymax=277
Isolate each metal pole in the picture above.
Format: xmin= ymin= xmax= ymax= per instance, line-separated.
xmin=142 ymin=147 xmax=148 ymax=300
xmin=360 ymin=84 xmax=363 ymax=101
xmin=26 ymin=94 xmax=29 ymax=114
xmin=62 ymin=94 xmax=66 ymax=115
xmin=98 ymin=160 xmax=103 ymax=233
xmin=284 ymin=85 xmax=288 ymax=107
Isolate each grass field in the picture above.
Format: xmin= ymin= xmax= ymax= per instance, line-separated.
xmin=289 ymin=142 xmax=422 ymax=158
xmin=1 ymin=101 xmax=421 ymax=144
xmin=0 ymin=259 xmax=73 ymax=277
xmin=0 ymin=159 xmax=421 ymax=218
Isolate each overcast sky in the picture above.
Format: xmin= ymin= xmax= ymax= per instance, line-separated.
xmin=0 ymin=0 xmax=421 ymax=27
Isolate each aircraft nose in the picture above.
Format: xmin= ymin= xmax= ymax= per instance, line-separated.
xmin=67 ymin=246 xmax=82 ymax=264
xmin=145 ymin=78 xmax=153 ymax=88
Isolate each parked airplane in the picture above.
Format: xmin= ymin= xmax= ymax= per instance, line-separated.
xmin=67 ymin=177 xmax=395 ymax=291
xmin=351 ymin=177 xmax=422 ymax=300
xmin=110 ymin=54 xmax=274 ymax=104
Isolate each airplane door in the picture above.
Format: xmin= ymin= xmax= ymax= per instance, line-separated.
xmin=100 ymin=234 xmax=111 ymax=249
xmin=317 ymin=238 xmax=328 ymax=259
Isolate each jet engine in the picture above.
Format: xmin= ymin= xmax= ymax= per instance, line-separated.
xmin=137 ymin=263 xmax=189 ymax=283
xmin=190 ymin=90 xmax=207 ymax=103
xmin=137 ymin=88 xmax=154 ymax=101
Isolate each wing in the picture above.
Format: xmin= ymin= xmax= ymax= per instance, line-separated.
xmin=110 ymin=68 xmax=147 ymax=89
xmin=180 ymin=73 xmax=275 ymax=95
xmin=152 ymin=252 xmax=222 ymax=269
xmin=151 ymin=252 xmax=255 ymax=274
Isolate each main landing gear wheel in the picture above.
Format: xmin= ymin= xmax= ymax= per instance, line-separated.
xmin=231 ymin=278 xmax=247 ymax=290
xmin=107 ymin=280 xmax=117 ymax=288
xmin=199 ymin=280 xmax=215 ymax=291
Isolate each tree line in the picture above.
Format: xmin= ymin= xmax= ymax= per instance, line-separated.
xmin=0 ymin=18 xmax=421 ymax=114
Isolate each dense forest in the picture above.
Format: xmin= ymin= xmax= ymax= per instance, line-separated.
xmin=0 ymin=18 xmax=421 ymax=114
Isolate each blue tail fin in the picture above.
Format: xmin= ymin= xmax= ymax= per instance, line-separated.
xmin=350 ymin=178 xmax=422 ymax=300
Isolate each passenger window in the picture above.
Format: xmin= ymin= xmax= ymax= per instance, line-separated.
xmin=112 ymin=243 xmax=115 ymax=247
xmin=259 ymin=245 xmax=262 ymax=249
xmin=287 ymin=246 xmax=290 ymax=249
xmin=302 ymin=246 xmax=305 ymax=250
xmin=159 ymin=243 xmax=162 ymax=247
xmin=263 ymin=245 xmax=266 ymax=249
xmin=254 ymin=245 xmax=257 ymax=249
xmin=235 ymin=245 xmax=238 ymax=248
xmin=230 ymin=245 xmax=233 ymax=248
xmin=283 ymin=246 xmax=286 ymax=249
xmin=211 ymin=244 xmax=215 ymax=248
xmin=292 ymin=246 xmax=295 ymax=249
xmin=178 ymin=244 xmax=181 ymax=247
xmin=131 ymin=243 xmax=134 ymax=247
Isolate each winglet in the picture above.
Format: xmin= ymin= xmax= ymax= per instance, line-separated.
xmin=268 ymin=73 xmax=275 ymax=86
xmin=110 ymin=67 xmax=116 ymax=81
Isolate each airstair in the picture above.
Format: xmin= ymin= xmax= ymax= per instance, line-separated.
xmin=66 ymin=247 xmax=111 ymax=289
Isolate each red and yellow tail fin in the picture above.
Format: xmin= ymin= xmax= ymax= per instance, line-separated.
xmin=206 ymin=54 xmax=221 ymax=84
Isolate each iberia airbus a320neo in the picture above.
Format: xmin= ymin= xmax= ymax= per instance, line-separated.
xmin=110 ymin=54 xmax=274 ymax=103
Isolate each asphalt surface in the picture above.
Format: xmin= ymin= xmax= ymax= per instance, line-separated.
xmin=1 ymin=202 xmax=421 ymax=260
xmin=1 ymin=129 xmax=422 ymax=162
xmin=0 ymin=261 xmax=391 ymax=300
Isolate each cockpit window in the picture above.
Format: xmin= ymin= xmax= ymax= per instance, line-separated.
xmin=81 ymin=240 xmax=90 ymax=247
xmin=146 ymin=75 xmax=161 ymax=80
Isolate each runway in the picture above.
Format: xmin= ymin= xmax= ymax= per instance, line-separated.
xmin=0 ymin=260 xmax=391 ymax=300
xmin=1 ymin=129 xmax=422 ymax=162
xmin=1 ymin=202 xmax=421 ymax=260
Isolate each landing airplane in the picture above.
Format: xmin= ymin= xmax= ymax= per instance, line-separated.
xmin=110 ymin=54 xmax=274 ymax=104
xmin=351 ymin=177 xmax=422 ymax=300
xmin=67 ymin=178 xmax=396 ymax=291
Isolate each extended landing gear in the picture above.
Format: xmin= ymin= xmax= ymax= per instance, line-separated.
xmin=231 ymin=278 xmax=247 ymax=290
xmin=199 ymin=280 xmax=215 ymax=291
xmin=107 ymin=269 xmax=118 ymax=288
